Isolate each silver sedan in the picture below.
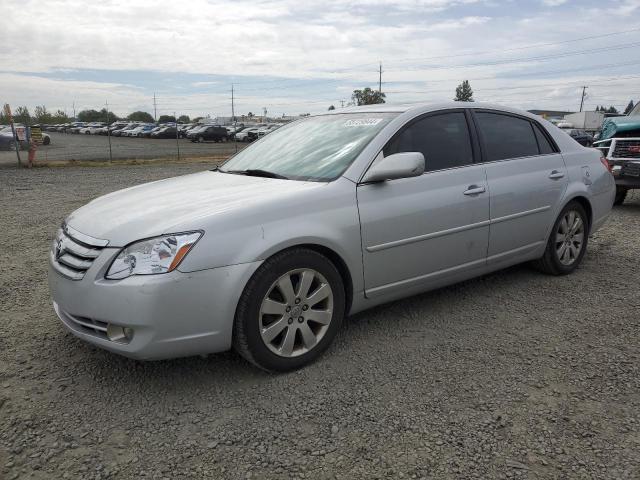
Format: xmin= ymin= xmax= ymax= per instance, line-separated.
xmin=48 ymin=102 xmax=615 ymax=371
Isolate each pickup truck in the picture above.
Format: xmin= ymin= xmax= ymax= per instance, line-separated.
xmin=594 ymin=116 xmax=640 ymax=205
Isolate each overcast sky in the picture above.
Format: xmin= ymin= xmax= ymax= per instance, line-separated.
xmin=1 ymin=0 xmax=639 ymax=118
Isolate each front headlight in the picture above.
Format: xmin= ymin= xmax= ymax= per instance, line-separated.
xmin=105 ymin=232 xmax=202 ymax=280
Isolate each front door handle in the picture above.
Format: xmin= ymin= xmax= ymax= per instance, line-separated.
xmin=463 ymin=185 xmax=486 ymax=196
xmin=549 ymin=170 xmax=565 ymax=180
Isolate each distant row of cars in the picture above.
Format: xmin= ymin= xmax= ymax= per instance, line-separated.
xmin=42 ymin=122 xmax=284 ymax=143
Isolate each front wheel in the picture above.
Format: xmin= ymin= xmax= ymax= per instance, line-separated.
xmin=233 ymin=248 xmax=345 ymax=372
xmin=534 ymin=201 xmax=589 ymax=276
xmin=614 ymin=187 xmax=628 ymax=206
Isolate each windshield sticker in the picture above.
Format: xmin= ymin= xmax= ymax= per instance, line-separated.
xmin=343 ymin=118 xmax=383 ymax=127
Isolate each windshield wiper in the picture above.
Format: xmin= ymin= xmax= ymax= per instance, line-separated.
xmin=220 ymin=169 xmax=289 ymax=179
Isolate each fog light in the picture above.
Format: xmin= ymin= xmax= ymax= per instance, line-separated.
xmin=106 ymin=324 xmax=134 ymax=344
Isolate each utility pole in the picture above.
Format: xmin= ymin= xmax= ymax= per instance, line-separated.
xmin=72 ymin=101 xmax=76 ymax=119
xmin=263 ymin=107 xmax=267 ymax=122
xmin=174 ymin=111 xmax=180 ymax=160
xmin=153 ymin=93 xmax=157 ymax=121
xmin=231 ymin=83 xmax=237 ymax=153
xmin=340 ymin=99 xmax=345 ymax=108
xmin=378 ymin=62 xmax=383 ymax=94
xmin=105 ymin=101 xmax=113 ymax=162
xmin=579 ymin=86 xmax=588 ymax=112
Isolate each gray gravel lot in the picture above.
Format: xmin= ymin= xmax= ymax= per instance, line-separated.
xmin=1 ymin=164 xmax=639 ymax=480
xmin=0 ymin=132 xmax=243 ymax=165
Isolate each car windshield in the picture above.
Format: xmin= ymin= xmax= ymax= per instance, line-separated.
xmin=221 ymin=113 xmax=396 ymax=181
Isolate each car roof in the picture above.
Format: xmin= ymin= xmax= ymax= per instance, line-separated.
xmin=330 ymin=101 xmax=540 ymax=119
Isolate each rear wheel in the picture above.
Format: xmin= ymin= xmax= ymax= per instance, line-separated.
xmin=614 ymin=187 xmax=628 ymax=206
xmin=534 ymin=201 xmax=588 ymax=275
xmin=233 ymin=248 xmax=345 ymax=372
xmin=43 ymin=136 xmax=50 ymax=145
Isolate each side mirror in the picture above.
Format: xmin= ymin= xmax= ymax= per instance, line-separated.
xmin=361 ymin=152 xmax=425 ymax=183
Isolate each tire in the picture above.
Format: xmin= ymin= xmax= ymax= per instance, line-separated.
xmin=534 ymin=201 xmax=589 ymax=276
xmin=43 ymin=136 xmax=50 ymax=145
xmin=233 ymin=248 xmax=345 ymax=372
xmin=614 ymin=187 xmax=628 ymax=206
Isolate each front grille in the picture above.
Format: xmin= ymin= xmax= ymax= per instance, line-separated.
xmin=66 ymin=312 xmax=109 ymax=339
xmin=50 ymin=224 xmax=108 ymax=280
xmin=613 ymin=140 xmax=640 ymax=159
xmin=622 ymin=161 xmax=640 ymax=177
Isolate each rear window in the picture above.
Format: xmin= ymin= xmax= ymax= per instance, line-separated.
xmin=533 ymin=124 xmax=556 ymax=155
xmin=476 ymin=112 xmax=539 ymax=161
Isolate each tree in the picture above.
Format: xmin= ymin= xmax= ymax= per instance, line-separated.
xmin=328 ymin=105 xmax=336 ymax=111
xmin=52 ymin=109 xmax=70 ymax=123
xmin=33 ymin=105 xmax=52 ymax=124
xmin=351 ymin=87 xmax=386 ymax=106
xmin=78 ymin=108 xmax=118 ymax=123
xmin=192 ymin=116 xmax=204 ymax=123
xmin=158 ymin=115 xmax=176 ymax=123
xmin=624 ymin=100 xmax=635 ymax=115
xmin=247 ymin=112 xmax=254 ymax=118
xmin=606 ymin=106 xmax=619 ymax=114
xmin=14 ymin=106 xmax=31 ymax=124
xmin=177 ymin=115 xmax=190 ymax=123
xmin=454 ymin=80 xmax=474 ymax=102
xmin=127 ymin=111 xmax=154 ymax=122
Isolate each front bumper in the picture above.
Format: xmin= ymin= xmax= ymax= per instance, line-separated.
xmin=48 ymin=251 xmax=261 ymax=360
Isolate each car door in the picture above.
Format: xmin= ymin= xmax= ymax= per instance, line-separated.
xmin=471 ymin=111 xmax=568 ymax=264
xmin=357 ymin=110 xmax=490 ymax=298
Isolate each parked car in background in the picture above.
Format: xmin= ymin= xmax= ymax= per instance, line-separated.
xmin=113 ymin=123 xmax=141 ymax=137
xmin=95 ymin=122 xmax=128 ymax=135
xmin=562 ymin=128 xmax=593 ymax=147
xmin=595 ymin=115 xmax=640 ymax=205
xmin=48 ymin=102 xmax=614 ymax=372
xmin=150 ymin=126 xmax=178 ymax=139
xmin=79 ymin=123 xmax=106 ymax=135
xmin=181 ymin=124 xmax=201 ymax=138
xmin=67 ymin=123 xmax=87 ymax=134
xmin=187 ymin=125 xmax=228 ymax=142
xmin=257 ymin=124 xmax=281 ymax=138
xmin=0 ymin=126 xmax=16 ymax=150
xmin=122 ymin=124 xmax=156 ymax=137
xmin=235 ymin=127 xmax=261 ymax=142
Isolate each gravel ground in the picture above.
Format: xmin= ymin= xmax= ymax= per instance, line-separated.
xmin=0 ymin=132 xmax=243 ymax=165
xmin=1 ymin=164 xmax=639 ymax=480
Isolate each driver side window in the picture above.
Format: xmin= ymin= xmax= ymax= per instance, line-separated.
xmin=383 ymin=111 xmax=474 ymax=172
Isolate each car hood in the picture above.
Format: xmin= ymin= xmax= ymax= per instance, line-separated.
xmin=65 ymin=170 xmax=325 ymax=246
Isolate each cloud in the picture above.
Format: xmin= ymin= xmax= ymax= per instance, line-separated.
xmin=0 ymin=0 xmax=638 ymax=116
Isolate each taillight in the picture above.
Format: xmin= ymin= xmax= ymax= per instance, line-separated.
xmin=600 ymin=156 xmax=612 ymax=173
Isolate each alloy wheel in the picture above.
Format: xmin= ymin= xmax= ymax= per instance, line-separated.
xmin=555 ymin=210 xmax=585 ymax=266
xmin=259 ymin=268 xmax=334 ymax=358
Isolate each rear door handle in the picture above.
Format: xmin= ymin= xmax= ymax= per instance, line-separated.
xmin=549 ymin=170 xmax=565 ymax=179
xmin=463 ymin=185 xmax=486 ymax=196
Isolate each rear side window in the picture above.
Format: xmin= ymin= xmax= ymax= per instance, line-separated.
xmin=533 ymin=123 xmax=555 ymax=154
xmin=383 ymin=112 xmax=473 ymax=172
xmin=475 ymin=112 xmax=539 ymax=161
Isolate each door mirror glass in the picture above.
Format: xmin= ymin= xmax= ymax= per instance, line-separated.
xmin=362 ymin=152 xmax=425 ymax=183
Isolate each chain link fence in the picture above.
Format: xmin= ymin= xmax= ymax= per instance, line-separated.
xmin=0 ymin=129 xmax=243 ymax=167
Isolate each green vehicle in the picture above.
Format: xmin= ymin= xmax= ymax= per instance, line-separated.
xmin=594 ymin=107 xmax=640 ymax=205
